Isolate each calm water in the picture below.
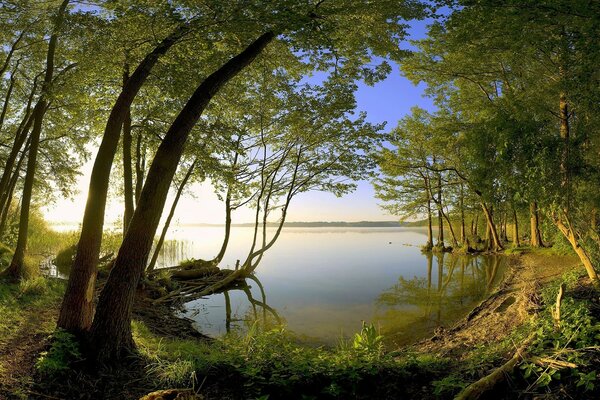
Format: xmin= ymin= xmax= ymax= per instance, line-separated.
xmin=48 ymin=225 xmax=506 ymax=346
xmin=154 ymin=226 xmax=506 ymax=347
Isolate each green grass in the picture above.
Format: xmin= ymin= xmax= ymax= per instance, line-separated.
xmin=133 ymin=319 xmax=452 ymax=399
xmin=0 ymin=278 xmax=65 ymax=340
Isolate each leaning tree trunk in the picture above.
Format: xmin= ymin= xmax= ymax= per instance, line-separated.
xmin=0 ymin=63 xmax=17 ymax=133
xmin=530 ymin=202 xmax=544 ymax=247
xmin=2 ymin=0 xmax=70 ymax=280
xmin=553 ymin=215 xmax=600 ymax=286
xmin=89 ymin=32 xmax=275 ymax=362
xmin=122 ymin=63 xmax=135 ymax=234
xmin=135 ymin=132 xmax=145 ymax=204
xmin=58 ymin=24 xmax=191 ymax=334
xmin=211 ymin=189 xmax=232 ymax=265
xmin=0 ymin=137 xmax=29 ymax=238
xmin=0 ymin=82 xmax=37 ymax=214
xmin=147 ymin=159 xmax=197 ymax=272
xmin=481 ymin=202 xmax=503 ymax=252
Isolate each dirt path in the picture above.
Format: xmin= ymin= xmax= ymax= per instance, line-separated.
xmin=0 ymin=293 xmax=61 ymax=399
xmin=411 ymin=252 xmax=580 ymax=358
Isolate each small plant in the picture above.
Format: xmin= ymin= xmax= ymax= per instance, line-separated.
xmin=352 ymin=321 xmax=384 ymax=356
xmin=36 ymin=329 xmax=82 ymax=377
xmin=432 ymin=374 xmax=467 ymax=396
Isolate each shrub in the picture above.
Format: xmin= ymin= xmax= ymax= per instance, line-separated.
xmin=36 ymin=329 xmax=82 ymax=377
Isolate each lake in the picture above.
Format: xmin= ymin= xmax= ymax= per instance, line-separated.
xmin=152 ymin=226 xmax=506 ymax=347
xmin=47 ymin=225 xmax=506 ymax=346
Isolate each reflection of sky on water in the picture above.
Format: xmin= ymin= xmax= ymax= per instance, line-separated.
xmin=48 ymin=225 xmax=505 ymax=345
xmin=168 ymin=227 xmax=505 ymax=345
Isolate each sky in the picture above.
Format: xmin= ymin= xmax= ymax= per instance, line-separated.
xmin=42 ymin=18 xmax=435 ymax=225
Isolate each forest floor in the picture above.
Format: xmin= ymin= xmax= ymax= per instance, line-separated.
xmin=0 ymin=249 xmax=598 ymax=399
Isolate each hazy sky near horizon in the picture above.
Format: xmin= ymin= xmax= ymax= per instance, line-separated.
xmin=42 ymin=18 xmax=435 ymax=225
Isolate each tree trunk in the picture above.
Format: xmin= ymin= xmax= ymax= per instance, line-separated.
xmin=0 ymin=138 xmax=29 ymax=238
xmin=426 ymin=197 xmax=433 ymax=249
xmin=530 ymin=202 xmax=544 ymax=247
xmin=122 ymin=63 xmax=135 ymax=234
xmin=481 ymin=202 xmax=503 ymax=252
xmin=89 ymin=32 xmax=275 ymax=361
xmin=58 ymin=23 xmax=191 ymax=333
xmin=212 ymin=189 xmax=232 ymax=264
xmin=512 ymin=204 xmax=520 ymax=247
xmin=2 ymin=0 xmax=70 ymax=281
xmin=553 ymin=215 xmax=599 ymax=287
xmin=147 ymin=160 xmax=196 ymax=272
xmin=460 ymin=183 xmax=467 ymax=247
xmin=135 ymin=132 xmax=145 ymax=204
xmin=0 ymin=82 xmax=37 ymax=213
xmin=501 ymin=213 xmax=509 ymax=242
xmin=0 ymin=64 xmax=17 ymax=133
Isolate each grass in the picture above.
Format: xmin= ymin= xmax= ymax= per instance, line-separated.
xmin=0 ymin=278 xmax=65 ymax=338
xmin=132 ymin=319 xmax=453 ymax=399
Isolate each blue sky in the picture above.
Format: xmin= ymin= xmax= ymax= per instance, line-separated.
xmin=44 ymin=17 xmax=436 ymax=224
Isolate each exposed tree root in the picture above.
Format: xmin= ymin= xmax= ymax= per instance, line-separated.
xmin=454 ymin=341 xmax=530 ymax=400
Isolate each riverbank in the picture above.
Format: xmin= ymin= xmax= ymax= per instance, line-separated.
xmin=0 ymin=249 xmax=598 ymax=399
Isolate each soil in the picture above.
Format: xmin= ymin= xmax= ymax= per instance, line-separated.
xmin=0 ymin=301 xmax=58 ymax=399
xmin=411 ymin=252 xmax=580 ymax=358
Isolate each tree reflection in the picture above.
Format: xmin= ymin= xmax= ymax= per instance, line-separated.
xmin=375 ymin=254 xmax=506 ymax=346
xmin=220 ymin=275 xmax=282 ymax=333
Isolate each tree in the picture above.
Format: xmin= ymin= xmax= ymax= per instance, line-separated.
xmin=2 ymin=0 xmax=71 ymax=280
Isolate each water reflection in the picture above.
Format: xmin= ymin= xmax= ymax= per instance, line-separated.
xmin=47 ymin=225 xmax=508 ymax=345
xmin=183 ymin=249 xmax=505 ymax=346
xmin=374 ymin=252 xmax=505 ymax=346
xmin=184 ymin=275 xmax=282 ymax=335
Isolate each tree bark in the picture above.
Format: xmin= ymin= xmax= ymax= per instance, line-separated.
xmin=512 ymin=204 xmax=520 ymax=247
xmin=212 ymin=189 xmax=232 ymax=264
xmin=553 ymin=215 xmax=599 ymax=286
xmin=481 ymin=202 xmax=503 ymax=251
xmin=426 ymin=197 xmax=433 ymax=249
xmin=122 ymin=63 xmax=135 ymax=234
xmin=147 ymin=159 xmax=196 ymax=272
xmin=58 ymin=23 xmax=191 ymax=333
xmin=0 ymin=82 xmax=37 ymax=214
xmin=530 ymin=201 xmax=543 ymax=247
xmin=89 ymin=32 xmax=275 ymax=361
xmin=0 ymin=137 xmax=29 ymax=238
xmin=135 ymin=132 xmax=145 ymax=204
xmin=3 ymin=0 xmax=70 ymax=280
xmin=460 ymin=182 xmax=467 ymax=247
xmin=0 ymin=63 xmax=18 ymax=133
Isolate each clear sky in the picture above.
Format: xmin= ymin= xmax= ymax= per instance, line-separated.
xmin=42 ymin=18 xmax=435 ymax=225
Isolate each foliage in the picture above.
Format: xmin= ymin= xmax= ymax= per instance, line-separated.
xmin=351 ymin=322 xmax=384 ymax=357
xmin=516 ymin=271 xmax=600 ymax=396
xmin=134 ymin=319 xmax=450 ymax=399
xmin=35 ymin=329 xmax=82 ymax=377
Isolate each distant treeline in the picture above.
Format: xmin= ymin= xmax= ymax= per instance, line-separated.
xmin=182 ymin=221 xmax=410 ymax=228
